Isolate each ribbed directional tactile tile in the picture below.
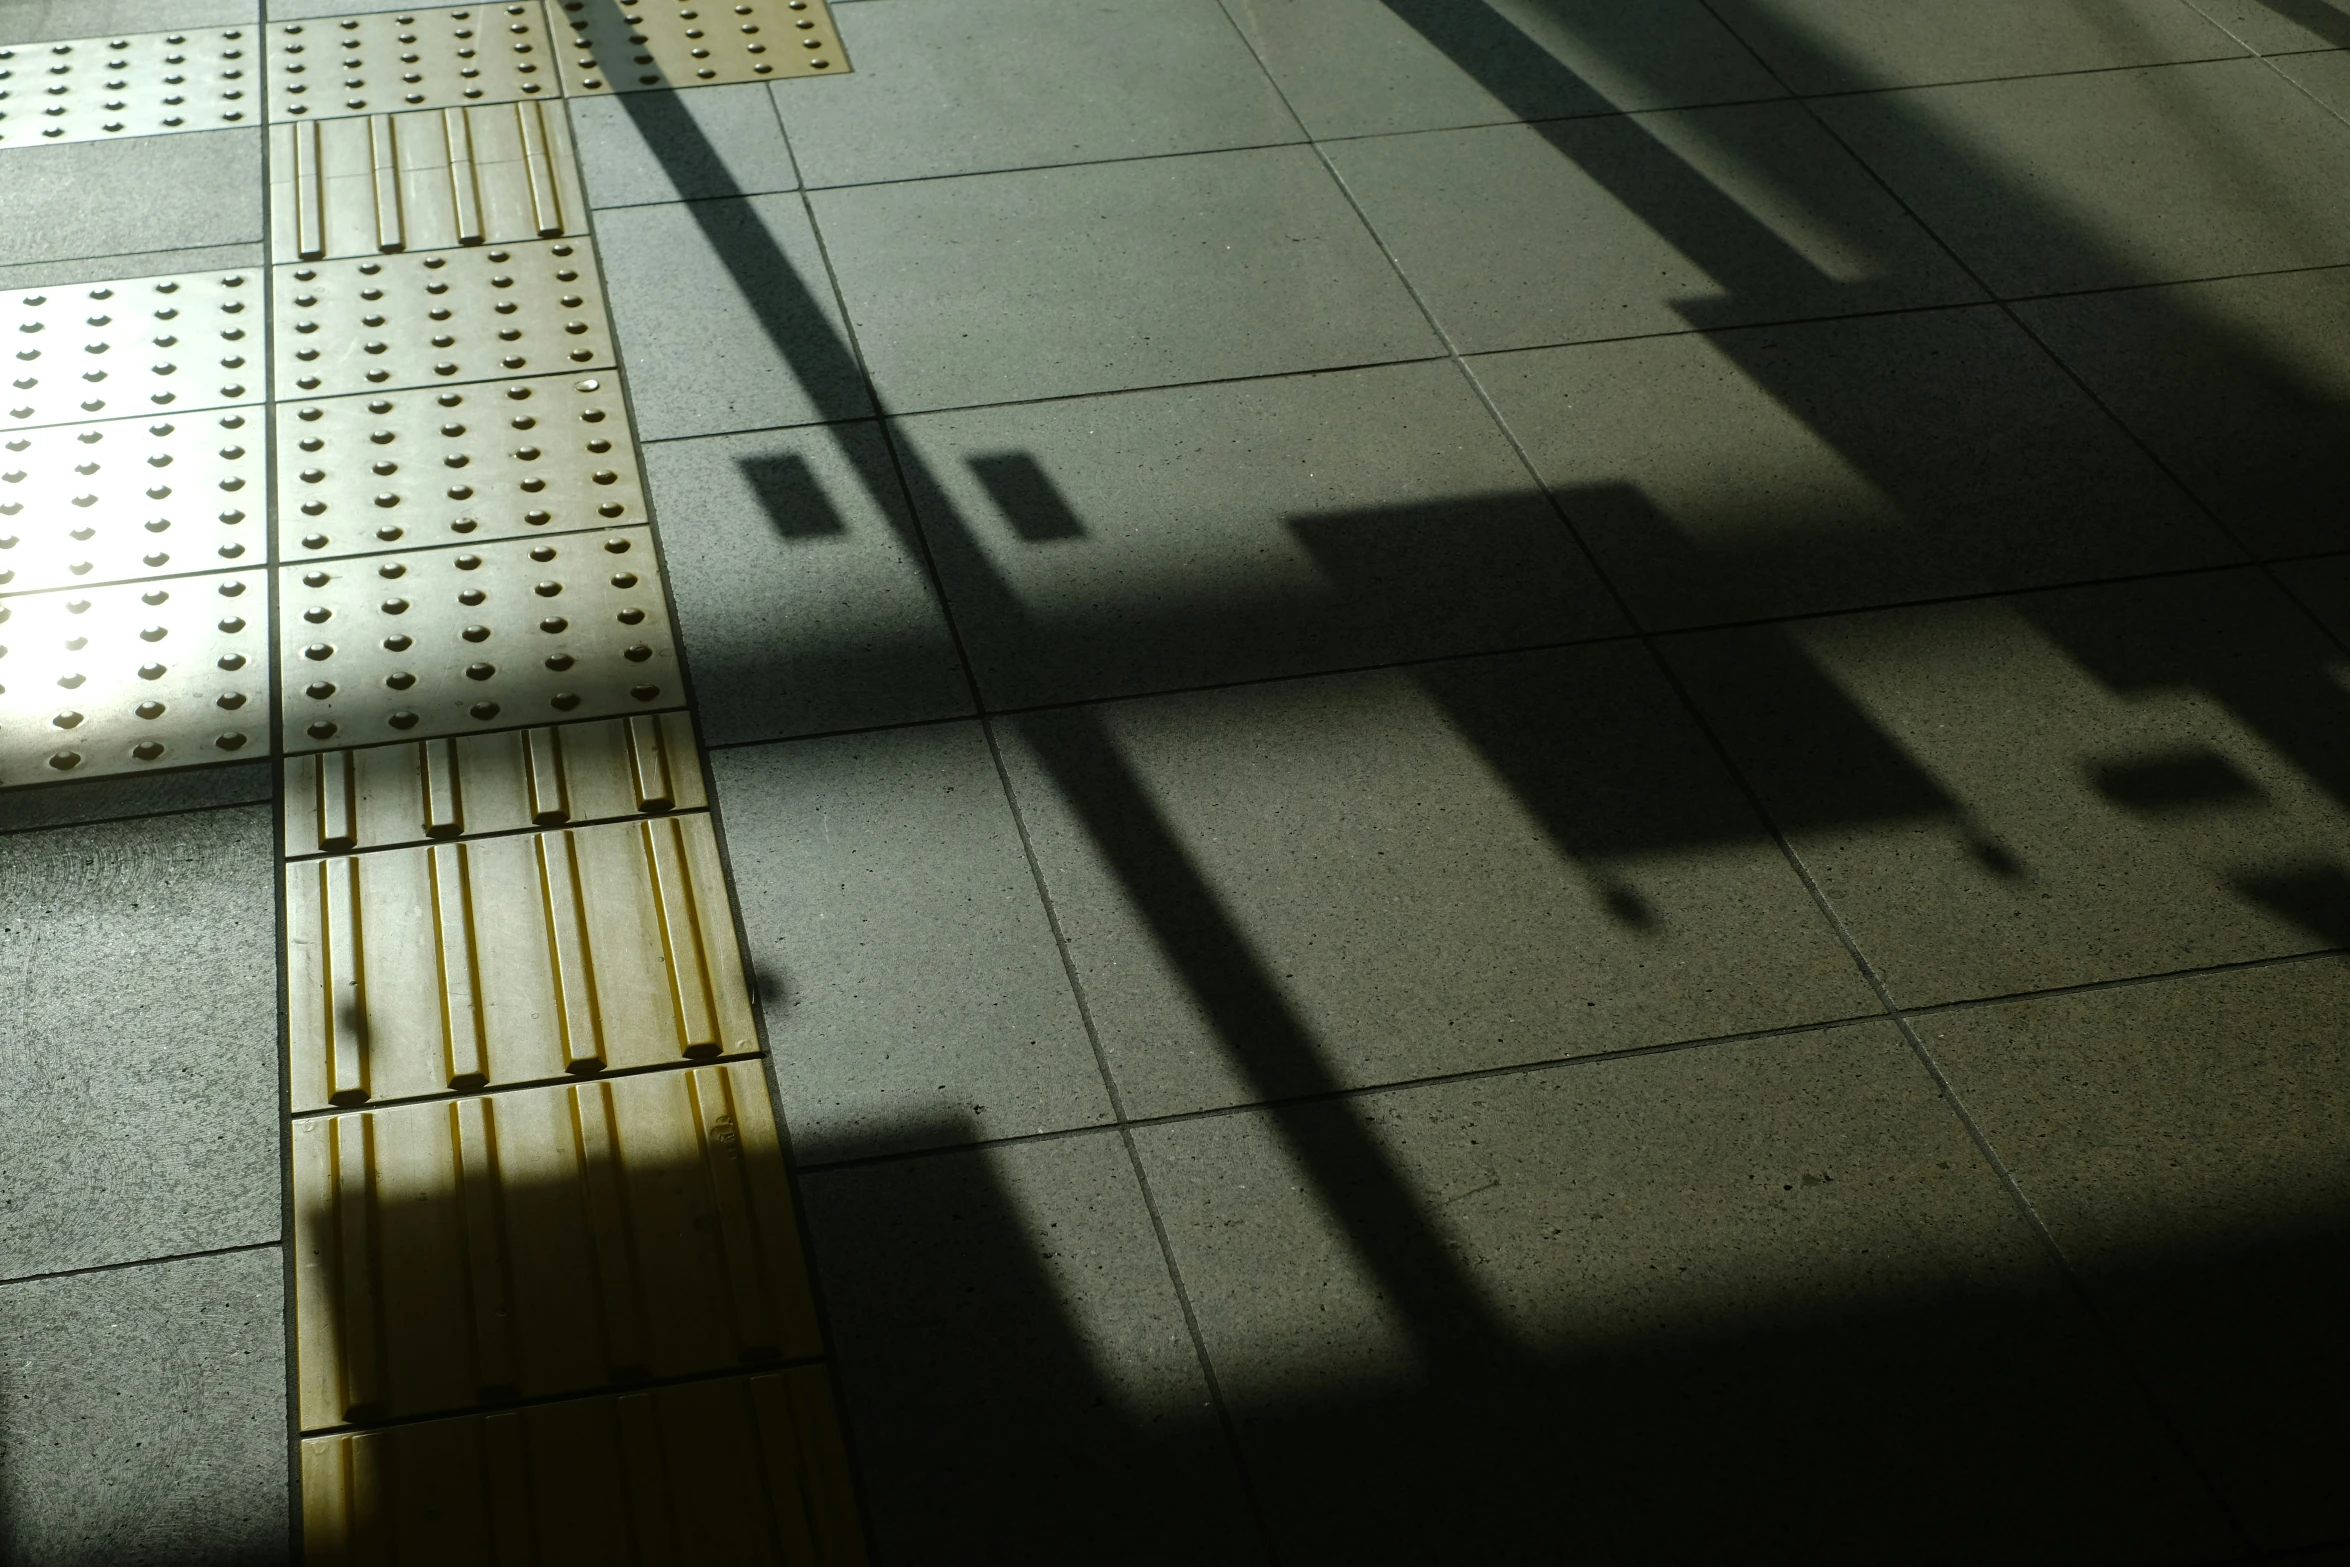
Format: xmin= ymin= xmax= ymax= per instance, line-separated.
xmin=277 ymin=525 xmax=677 ymax=750
xmin=4 ymin=270 xmax=261 ymax=434
xmin=0 ymin=569 xmax=265 ymax=785
xmin=551 ymin=0 xmax=848 ymax=90
xmin=271 ymin=237 xmax=615 ymax=401
xmin=0 ymin=410 xmax=261 ymax=595
xmin=267 ymin=4 xmax=556 ymax=122
xmin=0 ymin=27 xmax=256 ymax=147
xmin=277 ymin=372 xmax=641 ymax=562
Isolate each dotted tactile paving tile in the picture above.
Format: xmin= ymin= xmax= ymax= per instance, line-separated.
xmin=285 ymin=809 xmax=753 ymax=1106
xmin=291 ymin=1062 xmax=822 ymax=1429
xmin=0 ymin=27 xmax=257 ymax=148
xmin=277 ymin=525 xmax=677 ymax=750
xmin=0 ymin=570 xmax=265 ymax=785
xmin=281 ymin=710 xmax=704 ymax=855
xmin=0 ymin=409 xmax=262 ymax=596
xmin=4 ymin=270 xmax=262 ymax=435
xmin=551 ymin=0 xmax=847 ymax=92
xmin=267 ymin=3 xmax=558 ymax=123
xmin=271 ymin=99 xmax=587 ymax=262
xmin=278 ymin=372 xmax=640 ymax=563
xmin=301 ymin=1367 xmax=867 ymax=1565
xmin=273 ymin=237 xmax=614 ymax=401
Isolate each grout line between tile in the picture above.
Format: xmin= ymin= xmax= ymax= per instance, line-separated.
xmin=0 ymin=1238 xmax=281 ymax=1293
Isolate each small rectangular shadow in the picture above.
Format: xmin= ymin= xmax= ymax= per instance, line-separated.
xmin=740 ymin=452 xmax=847 ymax=539
xmin=2089 ymin=747 xmax=2266 ymax=814
xmin=969 ymin=453 xmax=1087 ymax=543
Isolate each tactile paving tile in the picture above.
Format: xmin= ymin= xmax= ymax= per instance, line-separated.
xmin=4 ymin=270 xmax=261 ymax=434
xmin=0 ymin=570 xmax=265 ymax=785
xmin=277 ymin=525 xmax=676 ymax=749
xmin=283 ymin=710 xmax=704 ymax=855
xmin=0 ymin=409 xmax=262 ymax=596
xmin=292 ymin=1062 xmax=821 ymax=1430
xmin=267 ymin=4 xmax=556 ymax=123
xmin=551 ymin=0 xmax=846 ymax=91
xmin=0 ymin=28 xmax=255 ymax=148
xmin=271 ymin=99 xmax=587 ymax=262
xmin=278 ymin=373 xmax=641 ymax=562
xmin=300 ymin=1367 xmax=867 ymax=1565
xmin=273 ymin=238 xmax=615 ymax=401
xmin=285 ymin=811 xmax=754 ymax=1105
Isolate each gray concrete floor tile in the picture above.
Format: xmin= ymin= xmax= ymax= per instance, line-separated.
xmin=1476 ymin=307 xmax=2240 ymax=628
xmin=0 ymin=762 xmax=272 ymax=837
xmin=777 ymin=0 xmax=1301 ymax=188
xmin=0 ymin=242 xmax=262 ymax=291
xmin=1708 ymin=0 xmax=2246 ymax=93
xmin=595 ymin=193 xmax=871 ymax=440
xmin=2273 ymin=552 xmax=2350 ymax=652
xmin=712 ymin=722 xmax=1111 ymax=1161
xmin=0 ymin=806 xmax=280 ymax=1279
xmin=0 ymin=130 xmax=261 ymax=271
xmin=1666 ymin=569 xmax=2350 ymax=1005
xmin=1217 ymin=0 xmax=1783 ymax=140
xmin=1130 ymin=1029 xmax=2235 ymax=1561
xmin=892 ymin=361 xmax=1626 ymax=707
xmin=1922 ymin=959 xmax=2350 ymax=1549
xmin=797 ymin=1131 xmax=1268 ymax=1563
xmin=2187 ymin=0 xmax=2350 ymax=54
xmin=0 ymin=0 xmax=255 ymax=44
xmin=2274 ymin=43 xmax=2350 ymax=111
xmin=2015 ymin=267 xmax=2350 ymax=562
xmin=1815 ymin=59 xmax=2350 ymax=296
xmin=642 ymin=421 xmax=972 ymax=744
xmin=994 ymin=645 xmax=1876 ymax=1119
xmin=0 ymin=1248 xmax=287 ymax=1565
xmin=1326 ymin=109 xmax=1980 ymax=356
xmin=809 ymin=146 xmax=1441 ymax=412
xmin=568 ymin=83 xmax=798 ymax=207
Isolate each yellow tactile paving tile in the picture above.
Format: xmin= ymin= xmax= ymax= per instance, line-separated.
xmin=294 ymin=1061 xmax=820 ymax=1430
xmin=0 ymin=569 xmax=266 ymax=784
xmin=551 ymin=0 xmax=848 ymax=92
xmin=283 ymin=711 xmax=705 ymax=855
xmin=286 ymin=809 xmax=754 ymax=1106
xmin=301 ymin=1365 xmax=867 ymax=1565
xmin=278 ymin=373 xmax=643 ymax=563
xmin=0 ymin=407 xmax=262 ymax=595
xmin=0 ymin=26 xmax=257 ymax=148
xmin=269 ymin=5 xmax=559 ymax=123
xmin=271 ymin=100 xmax=589 ymax=262
xmin=4 ymin=269 xmax=261 ymax=435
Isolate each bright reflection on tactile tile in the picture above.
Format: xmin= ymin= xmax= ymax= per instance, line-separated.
xmin=0 ymin=410 xmax=260 ymax=595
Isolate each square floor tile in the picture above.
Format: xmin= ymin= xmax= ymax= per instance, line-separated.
xmin=0 ymin=1248 xmax=287 ymax=1565
xmin=0 ymin=761 xmax=270 ymax=836
xmin=1816 ymin=59 xmax=2350 ymax=296
xmin=1923 ymin=960 xmax=2350 ymax=1548
xmin=2016 ymin=267 xmax=2350 ymax=562
xmin=995 ymin=645 xmax=1875 ymax=1119
xmin=569 ymin=82 xmax=797 ymax=207
xmin=2275 ymin=46 xmax=2350 ymax=113
xmin=712 ymin=722 xmax=1111 ymax=1161
xmin=2274 ymin=552 xmax=2350 ymax=655
xmin=1213 ymin=0 xmax=1781 ymax=141
xmin=1666 ymin=569 xmax=2350 ymax=1005
xmin=1476 ymin=307 xmax=2239 ymax=627
xmin=0 ymin=806 xmax=280 ymax=1279
xmin=778 ymin=0 xmax=1300 ymax=187
xmin=892 ymin=361 xmax=1624 ymax=707
xmin=797 ymin=1132 xmax=1267 ymax=1563
xmin=0 ymin=130 xmax=260 ymax=270
xmin=1707 ymin=0 xmax=2244 ymax=92
xmin=594 ymin=194 xmax=871 ymax=441
xmin=643 ymin=421 xmax=971 ymax=744
xmin=1132 ymin=1029 xmax=2235 ymax=1561
xmin=2187 ymin=0 xmax=2350 ymax=53
xmin=1327 ymin=110 xmax=1979 ymax=355
xmin=809 ymin=146 xmax=1440 ymax=412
